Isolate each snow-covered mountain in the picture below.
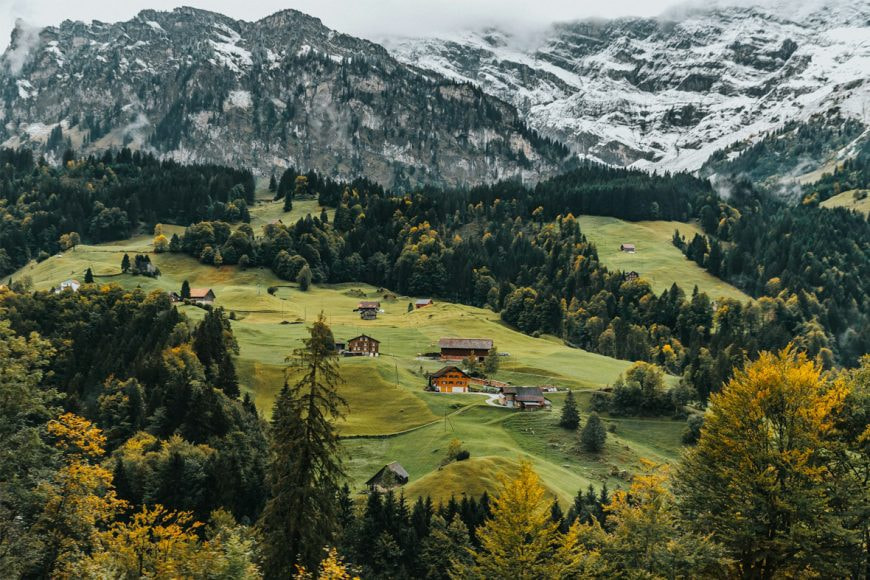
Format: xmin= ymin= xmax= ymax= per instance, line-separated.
xmin=0 ymin=8 xmax=566 ymax=188
xmin=383 ymin=0 xmax=870 ymax=174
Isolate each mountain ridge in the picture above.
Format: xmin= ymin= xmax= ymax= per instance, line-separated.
xmin=0 ymin=6 xmax=567 ymax=188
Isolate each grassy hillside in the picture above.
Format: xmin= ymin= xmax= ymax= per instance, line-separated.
xmin=578 ymin=216 xmax=750 ymax=301
xmin=13 ymin=208 xmax=688 ymax=503
xmin=820 ymin=189 xmax=870 ymax=216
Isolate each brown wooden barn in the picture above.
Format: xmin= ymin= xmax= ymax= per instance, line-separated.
xmin=439 ymin=338 xmax=493 ymax=362
xmin=499 ymin=386 xmax=551 ymax=410
xmin=366 ymin=462 xmax=409 ymax=492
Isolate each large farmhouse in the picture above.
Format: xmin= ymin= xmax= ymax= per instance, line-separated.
xmin=439 ymin=338 xmax=493 ymax=362
xmin=428 ymin=366 xmax=470 ymax=393
xmin=346 ymin=334 xmax=380 ymax=357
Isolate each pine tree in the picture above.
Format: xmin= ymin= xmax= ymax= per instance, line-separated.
xmin=297 ymin=264 xmax=312 ymax=291
xmin=420 ymin=514 xmax=472 ymax=579
xmin=559 ymin=390 xmax=580 ymax=430
xmin=268 ymin=173 xmax=277 ymax=192
xmin=121 ymin=253 xmax=131 ymax=273
xmin=259 ymin=313 xmax=346 ymax=577
xmin=181 ymin=280 xmax=190 ymax=299
xmin=283 ymin=190 xmax=293 ymax=212
xmin=84 ymin=267 xmax=95 ymax=284
xmin=581 ymin=412 xmax=606 ymax=452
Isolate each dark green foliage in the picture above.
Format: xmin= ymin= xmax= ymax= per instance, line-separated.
xmin=84 ymin=268 xmax=94 ymax=284
xmin=181 ymin=279 xmax=191 ymax=299
xmin=559 ymin=390 xmax=580 ymax=430
xmin=581 ymin=413 xmax=607 ymax=453
xmin=682 ymin=414 xmax=704 ymax=445
xmin=192 ymin=308 xmax=240 ymax=398
xmin=120 ymin=253 xmax=130 ymax=273
xmin=297 ymin=264 xmax=313 ymax=291
xmin=0 ymin=286 xmax=268 ymax=522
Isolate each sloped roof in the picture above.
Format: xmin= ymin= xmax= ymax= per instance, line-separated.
xmin=348 ymin=334 xmax=380 ymax=344
xmin=365 ymin=461 xmax=409 ymax=486
xmin=502 ymin=386 xmax=547 ymax=402
xmin=189 ymin=288 xmax=214 ymax=299
xmin=415 ymin=298 xmax=433 ymax=305
xmin=357 ymin=301 xmax=380 ymax=309
xmin=621 ymin=243 xmax=636 ymax=249
xmin=439 ymin=338 xmax=493 ymax=350
xmin=429 ymin=366 xmax=469 ymax=379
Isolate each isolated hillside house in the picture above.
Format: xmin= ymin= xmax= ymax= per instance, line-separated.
xmin=366 ymin=462 xmax=409 ymax=492
xmin=167 ymin=291 xmax=182 ymax=303
xmin=439 ymin=338 xmax=494 ymax=362
xmin=620 ymin=243 xmax=636 ymax=253
xmin=55 ymin=279 xmax=81 ymax=293
xmin=428 ymin=366 xmax=470 ymax=393
xmin=415 ymin=298 xmax=434 ymax=309
xmin=189 ymin=288 xmax=216 ymax=304
xmin=346 ymin=334 xmax=380 ymax=357
xmin=499 ymin=386 xmax=551 ymax=410
xmin=355 ymin=300 xmax=380 ymax=320
xmin=625 ymin=271 xmax=640 ymax=282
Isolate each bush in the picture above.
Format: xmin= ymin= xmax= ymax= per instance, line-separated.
xmin=589 ymin=391 xmax=611 ymax=413
xmin=581 ymin=412 xmax=607 ymax=453
xmin=455 ymin=450 xmax=470 ymax=461
xmin=682 ymin=414 xmax=705 ymax=445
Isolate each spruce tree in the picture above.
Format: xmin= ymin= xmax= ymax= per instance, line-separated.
xmin=180 ymin=280 xmax=190 ymax=299
xmin=268 ymin=173 xmax=277 ymax=192
xmin=581 ymin=412 xmax=606 ymax=452
xmin=283 ymin=190 xmax=293 ymax=212
xmin=121 ymin=253 xmax=130 ymax=273
xmin=84 ymin=267 xmax=94 ymax=284
xmin=559 ymin=389 xmax=580 ymax=430
xmin=260 ymin=313 xmax=346 ymax=577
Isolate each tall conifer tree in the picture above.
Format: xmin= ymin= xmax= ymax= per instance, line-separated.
xmin=260 ymin=313 xmax=346 ymax=577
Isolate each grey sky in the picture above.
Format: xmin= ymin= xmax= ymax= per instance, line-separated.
xmin=0 ymin=0 xmax=692 ymax=49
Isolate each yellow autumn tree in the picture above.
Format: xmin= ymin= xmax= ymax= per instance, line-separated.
xmin=675 ymin=346 xmax=850 ymax=578
xmin=602 ymin=460 xmax=728 ymax=577
xmin=452 ymin=460 xmax=591 ymax=579
xmin=34 ymin=412 xmax=127 ymax=578
xmin=294 ymin=547 xmax=359 ymax=580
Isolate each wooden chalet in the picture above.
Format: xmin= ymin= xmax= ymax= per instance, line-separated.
xmin=346 ymin=334 xmax=380 ymax=357
xmin=428 ymin=366 xmax=470 ymax=393
xmin=355 ymin=300 xmax=380 ymax=320
xmin=366 ymin=462 xmax=409 ymax=492
xmin=189 ymin=288 xmax=216 ymax=304
xmin=499 ymin=386 xmax=551 ymax=411
xmin=414 ymin=298 xmax=434 ymax=309
xmin=439 ymin=338 xmax=493 ymax=362
xmin=620 ymin=243 xmax=636 ymax=253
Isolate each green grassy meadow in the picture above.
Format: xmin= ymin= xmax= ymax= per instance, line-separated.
xmin=13 ymin=200 xmax=694 ymax=504
xmin=578 ymin=216 xmax=750 ymax=301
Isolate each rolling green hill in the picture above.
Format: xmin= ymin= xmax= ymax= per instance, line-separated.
xmin=12 ymin=215 xmax=688 ymax=503
xmin=577 ymin=216 xmax=750 ymax=301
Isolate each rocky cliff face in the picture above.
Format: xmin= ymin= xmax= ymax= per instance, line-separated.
xmin=0 ymin=8 xmax=566 ymax=188
xmin=384 ymin=0 xmax=870 ymax=174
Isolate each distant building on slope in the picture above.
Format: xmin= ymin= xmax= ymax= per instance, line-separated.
xmin=624 ymin=271 xmax=640 ymax=282
xmin=366 ymin=462 xmax=410 ymax=492
xmin=55 ymin=279 xmax=81 ymax=293
xmin=620 ymin=243 xmax=636 ymax=253
xmin=355 ymin=300 xmax=380 ymax=320
xmin=414 ymin=298 xmax=434 ymax=309
xmin=428 ymin=366 xmax=470 ymax=393
xmin=189 ymin=288 xmax=216 ymax=304
xmin=439 ymin=338 xmax=493 ymax=362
